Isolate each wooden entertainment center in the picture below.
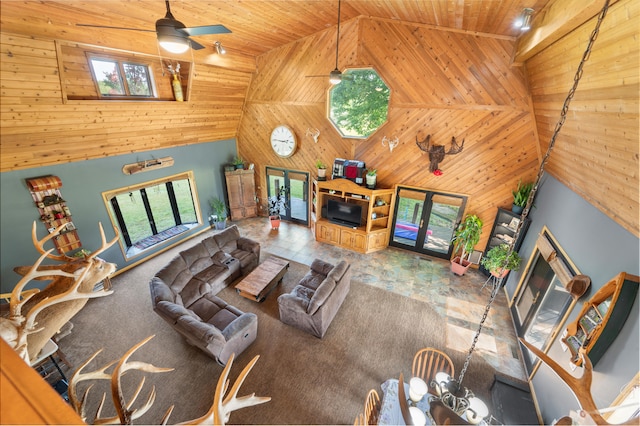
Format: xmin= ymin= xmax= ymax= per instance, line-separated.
xmin=312 ymin=178 xmax=396 ymax=253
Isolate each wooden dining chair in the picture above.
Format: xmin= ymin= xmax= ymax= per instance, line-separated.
xmin=398 ymin=373 xmax=414 ymax=425
xmin=353 ymin=412 xmax=366 ymax=426
xmin=411 ymin=347 xmax=455 ymax=387
xmin=363 ymin=388 xmax=381 ymax=425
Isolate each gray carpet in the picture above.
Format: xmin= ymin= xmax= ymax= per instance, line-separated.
xmin=59 ymin=247 xmax=496 ymax=425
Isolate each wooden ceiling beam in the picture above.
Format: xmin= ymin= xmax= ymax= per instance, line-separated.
xmin=513 ymin=0 xmax=619 ymax=64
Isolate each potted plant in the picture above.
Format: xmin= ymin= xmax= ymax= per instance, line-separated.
xmin=232 ymin=156 xmax=245 ymax=170
xmin=209 ymin=197 xmax=228 ymax=230
xmin=450 ymin=214 xmax=483 ymax=276
xmin=268 ymin=187 xmax=287 ymax=230
xmin=365 ymin=169 xmax=377 ymax=189
xmin=316 ymin=159 xmax=327 ymax=179
xmin=512 ymin=180 xmax=534 ymax=214
xmin=481 ymin=243 xmax=522 ymax=278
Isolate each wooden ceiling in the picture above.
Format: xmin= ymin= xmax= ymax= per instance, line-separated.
xmin=0 ymin=0 xmax=551 ymax=60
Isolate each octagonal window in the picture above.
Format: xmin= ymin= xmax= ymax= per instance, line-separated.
xmin=328 ymin=68 xmax=391 ymax=138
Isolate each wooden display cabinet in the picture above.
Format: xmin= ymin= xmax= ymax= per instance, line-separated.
xmin=314 ymin=179 xmax=395 ymax=253
xmin=225 ymin=169 xmax=257 ymax=221
xmin=562 ymin=272 xmax=639 ymax=367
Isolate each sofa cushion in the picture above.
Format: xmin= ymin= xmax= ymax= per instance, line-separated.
xmin=307 ymin=278 xmax=337 ymax=315
xmin=214 ymin=225 xmax=240 ymax=252
xmin=194 ymin=264 xmax=227 ymax=284
xmin=176 ymin=315 xmax=224 ymax=344
xmin=201 ymin=236 xmax=221 ymax=257
xmin=208 ymin=308 xmax=239 ymax=331
xmin=180 ymin=244 xmax=214 ymax=274
xmin=298 ymin=271 xmax=325 ymax=291
xmin=156 ymin=301 xmax=198 ymax=321
xmin=310 ymin=259 xmax=335 ymax=276
xmin=149 ymin=277 xmax=175 ymax=306
xmin=327 ymin=260 xmax=349 ymax=282
xmin=293 ymin=285 xmax=315 ymax=301
xmin=189 ymin=293 xmax=227 ymax=322
xmin=180 ymin=278 xmax=210 ymax=308
xmin=156 ymin=257 xmax=192 ymax=291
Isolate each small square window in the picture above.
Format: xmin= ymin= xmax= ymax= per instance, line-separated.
xmin=89 ymin=55 xmax=155 ymax=98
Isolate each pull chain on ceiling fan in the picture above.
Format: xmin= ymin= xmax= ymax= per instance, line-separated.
xmin=77 ymin=0 xmax=231 ymax=54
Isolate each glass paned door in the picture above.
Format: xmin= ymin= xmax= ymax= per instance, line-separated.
xmin=266 ymin=167 xmax=309 ymax=226
xmin=390 ymin=187 xmax=466 ymax=259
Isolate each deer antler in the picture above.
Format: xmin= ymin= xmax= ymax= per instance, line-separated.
xmin=415 ymin=134 xmax=465 ymax=173
xmin=68 ymin=336 xmax=174 ymax=425
xmin=3 ymin=221 xmax=119 ymax=362
xmin=186 ymin=353 xmax=271 ymax=425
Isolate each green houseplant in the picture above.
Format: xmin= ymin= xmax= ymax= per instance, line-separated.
xmin=512 ymin=180 xmax=534 ymax=214
xmin=316 ymin=159 xmax=327 ymax=179
xmin=232 ymin=156 xmax=245 ymax=170
xmin=268 ymin=187 xmax=287 ymax=230
xmin=481 ymin=243 xmax=522 ymax=277
xmin=450 ymin=214 xmax=483 ymax=276
xmin=209 ymin=197 xmax=228 ymax=230
xmin=365 ymin=168 xmax=377 ymax=189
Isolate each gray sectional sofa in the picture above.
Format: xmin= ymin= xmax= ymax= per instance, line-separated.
xmin=277 ymin=259 xmax=351 ymax=338
xmin=149 ymin=225 xmax=260 ymax=365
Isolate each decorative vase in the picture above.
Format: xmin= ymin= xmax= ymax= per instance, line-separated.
xmin=172 ymin=73 xmax=184 ymax=102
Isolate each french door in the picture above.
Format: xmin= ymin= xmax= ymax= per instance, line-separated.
xmin=389 ymin=187 xmax=466 ymax=259
xmin=266 ymin=167 xmax=309 ymax=226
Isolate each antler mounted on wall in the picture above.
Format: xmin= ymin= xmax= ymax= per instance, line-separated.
xmin=415 ymin=134 xmax=465 ymax=175
xmin=306 ymin=128 xmax=320 ymax=143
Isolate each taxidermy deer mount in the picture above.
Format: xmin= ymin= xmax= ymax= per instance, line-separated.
xmin=0 ymin=222 xmax=118 ymax=363
xmin=69 ymin=336 xmax=270 ymax=425
xmin=415 ymin=134 xmax=465 ymax=175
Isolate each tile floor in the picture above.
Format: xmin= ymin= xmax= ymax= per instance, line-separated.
xmin=232 ymin=217 xmax=527 ymax=381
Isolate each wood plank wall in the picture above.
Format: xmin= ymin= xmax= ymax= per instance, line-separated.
xmin=238 ymin=17 xmax=540 ymax=247
xmin=0 ymin=33 xmax=253 ymax=171
xmin=525 ymin=0 xmax=639 ymax=237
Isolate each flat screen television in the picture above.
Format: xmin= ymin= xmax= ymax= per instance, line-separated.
xmin=327 ymin=199 xmax=362 ymax=228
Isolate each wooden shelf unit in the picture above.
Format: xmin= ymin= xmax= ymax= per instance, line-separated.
xmin=562 ymin=272 xmax=639 ymax=367
xmin=313 ymin=179 xmax=395 ymax=253
xmin=26 ymin=176 xmax=82 ymax=255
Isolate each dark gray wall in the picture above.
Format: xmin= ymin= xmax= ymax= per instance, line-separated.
xmin=504 ymin=174 xmax=639 ymax=423
xmin=0 ymin=140 xmax=237 ymax=293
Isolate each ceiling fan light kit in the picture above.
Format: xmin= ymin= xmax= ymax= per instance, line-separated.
xmin=215 ymin=41 xmax=226 ymax=55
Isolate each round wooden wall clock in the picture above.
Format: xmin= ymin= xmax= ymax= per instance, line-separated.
xmin=270 ymin=125 xmax=297 ymax=158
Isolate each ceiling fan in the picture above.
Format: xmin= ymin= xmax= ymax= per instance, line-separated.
xmin=307 ymin=0 xmax=345 ymax=84
xmin=77 ymin=0 xmax=231 ymax=54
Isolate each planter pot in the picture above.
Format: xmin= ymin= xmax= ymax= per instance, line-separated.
xmin=318 ymin=168 xmax=327 ymax=179
xmin=490 ymin=268 xmax=510 ymax=279
xmin=365 ymin=175 xmax=376 ymax=189
xmin=269 ymin=215 xmax=281 ymax=230
xmin=234 ymin=164 xmax=244 ymax=170
xmin=451 ymin=256 xmax=472 ymax=276
xmin=511 ymin=204 xmax=524 ymax=214
xmin=214 ymin=221 xmax=226 ymax=230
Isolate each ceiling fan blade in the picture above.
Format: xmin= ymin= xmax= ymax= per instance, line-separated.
xmin=189 ymin=39 xmax=206 ymax=50
xmin=183 ymin=25 xmax=231 ymax=36
xmin=76 ymin=24 xmax=155 ymax=32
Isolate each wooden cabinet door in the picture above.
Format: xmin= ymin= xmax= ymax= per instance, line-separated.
xmin=317 ymin=223 xmax=340 ymax=244
xmin=367 ymin=231 xmax=389 ymax=251
xmin=340 ymin=229 xmax=366 ymax=251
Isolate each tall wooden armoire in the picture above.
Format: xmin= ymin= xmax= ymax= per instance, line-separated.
xmin=225 ymin=169 xmax=257 ymax=221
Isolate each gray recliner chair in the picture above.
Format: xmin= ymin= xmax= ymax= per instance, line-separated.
xmin=277 ymin=259 xmax=351 ymax=338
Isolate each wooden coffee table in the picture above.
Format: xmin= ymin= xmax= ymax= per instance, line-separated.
xmin=235 ymin=257 xmax=290 ymax=302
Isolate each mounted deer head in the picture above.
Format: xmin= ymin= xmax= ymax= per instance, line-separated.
xmin=68 ymin=337 xmax=270 ymax=425
xmin=1 ymin=221 xmax=118 ymax=363
xmin=415 ymin=134 xmax=465 ymax=174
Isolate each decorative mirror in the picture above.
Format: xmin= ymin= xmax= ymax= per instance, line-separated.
xmin=328 ymin=68 xmax=390 ymax=138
